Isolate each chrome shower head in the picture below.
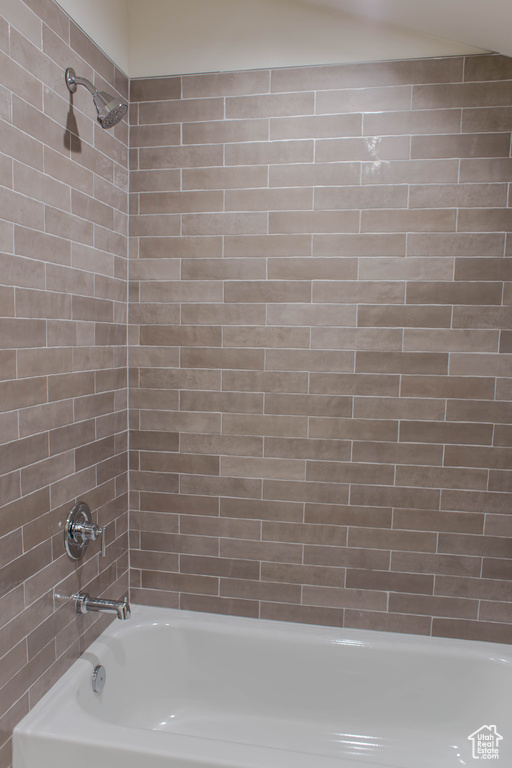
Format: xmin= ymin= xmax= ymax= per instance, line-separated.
xmin=65 ymin=67 xmax=127 ymax=129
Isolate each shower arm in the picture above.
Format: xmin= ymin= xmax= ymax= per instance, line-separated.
xmin=65 ymin=68 xmax=97 ymax=97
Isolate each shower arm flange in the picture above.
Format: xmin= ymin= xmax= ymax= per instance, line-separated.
xmin=65 ymin=67 xmax=96 ymax=97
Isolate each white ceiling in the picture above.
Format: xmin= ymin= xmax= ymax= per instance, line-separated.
xmin=303 ymin=0 xmax=512 ymax=58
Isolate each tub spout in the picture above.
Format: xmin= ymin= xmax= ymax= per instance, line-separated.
xmin=74 ymin=592 xmax=131 ymax=620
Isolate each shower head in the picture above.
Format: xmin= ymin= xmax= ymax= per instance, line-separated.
xmin=65 ymin=67 xmax=127 ymax=129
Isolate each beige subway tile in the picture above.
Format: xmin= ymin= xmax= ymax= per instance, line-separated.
xmin=304 ymin=585 xmax=386 ymax=611
xmin=456 ymin=257 xmax=512 ymax=282
xmin=222 ymin=326 xmax=310 ymax=349
xmin=358 ymin=305 xmax=451 ymax=328
xmin=316 ymin=136 xmax=409 ymax=163
xmin=347 ymin=568 xmax=433 ymax=594
xmin=223 ymin=413 xmax=307 ymax=438
xmin=408 ymin=232 xmax=504 ymax=256
xmin=315 ymin=184 xmax=407 ymax=211
xmin=366 ymin=108 xmax=461 ymax=136
xmin=410 ymin=183 xmax=507 ymax=209
xmin=139 ymin=145 xmax=223 ymax=170
xmin=226 ymin=92 xmax=314 ymax=119
xmin=362 ymin=158 xmax=459 ymax=186
xmin=221 ymin=497 xmax=301 ymax=522
xmin=395 ymin=508 xmax=483 ymax=535
xmin=363 ymin=208 xmax=456 ymax=233
xmin=307 ymin=460 xmax=393 ymax=485
xmin=356 ymin=351 xmax=447 ymax=375
xmin=401 ymin=375 xmax=495 ymax=400
xmin=129 ymin=123 xmax=180 ymax=149
xmin=442 ymin=489 xmax=512 ymax=515
xmin=463 ymin=106 xmax=512 ymax=133
xmin=446 ymin=399 xmax=512 ymax=424
xmin=131 ymin=169 xmax=180 ymax=193
xmin=180 ymin=474 xmax=261 ymax=499
xmin=354 ymin=396 xmax=444 ymax=421
xmin=316 ymin=85 xmax=411 ymax=114
xmin=267 ymin=303 xmax=356 ymax=327
xmin=221 ymin=456 xmax=305 ymax=481
xmin=224 ymin=281 xmax=311 ymax=303
xmin=400 ymin=420 xmax=492 ymax=445
xmin=130 ymin=77 xmax=181 ymax=102
xmin=139 ymin=190 xmax=223 ymax=215
xmin=224 ymin=234 xmax=311 ymax=257
xmin=266 ymin=349 xmax=354 ymax=372
xmin=270 ymin=162 xmax=360 ymax=189
xmin=181 ymin=303 xmax=265 ymax=325
xmin=139 ymin=325 xmax=221 ymax=347
xmin=390 ymin=593 xmax=477 ymax=619
xmin=139 ymin=98 xmax=224 ymax=126
xmin=183 ymin=165 xmax=268 ymax=191
xmin=449 ymin=352 xmax=512 ymax=377
xmin=351 ymin=485 xmax=440 ymax=511
xmin=263 ymin=479 xmax=349 ymax=505
xmin=0 ymin=50 xmax=41 ymax=110
xmin=407 ymin=281 xmax=501 ymax=305
xmin=220 ymin=537 xmax=301 ymax=563
xmin=181 ymin=258 xmax=266 ymax=281
xmin=226 ymin=140 xmax=313 ymax=166
xmin=183 ymin=69 xmax=269 ymax=98
xmin=349 ymin=526 xmax=437 ymax=552
xmin=222 ymin=370 xmax=308 ymax=393
xmin=404 ymin=328 xmax=498 ymax=353
xmin=184 ymin=118 xmax=268 ymax=145
xmin=453 ymin=307 xmax=512 ymax=330
xmin=181 ymin=434 xmax=263 ymax=457
xmin=458 ymin=208 xmax=512 ymax=232
xmin=310 ymin=372 xmax=399 ymax=396
xmin=391 ymin=550 xmax=480 ymax=577
xmin=261 ymin=561 xmax=344 ymax=587
xmin=310 ymin=417 xmax=398 ymax=442
xmin=183 ymin=212 xmax=267 ymax=236
xmin=305 ymin=504 xmax=391 ymax=530
xmin=272 ymin=57 xmax=462 ymax=92
xmin=412 ymin=132 xmax=511 ymax=159
xmin=271 ymin=114 xmax=361 ymax=140
xmin=459 ymin=157 xmax=512 ymax=183
xmin=139 ymin=368 xmax=220 ymax=391
xmin=225 ymin=187 xmax=312 ymax=212
xmin=265 ymin=437 xmax=350 ymax=461
xmin=269 ymin=257 xmax=356 ymax=280
xmin=140 ymin=280 xmax=222 ymax=303
xmin=311 ymin=327 xmax=402 ymax=351
xmin=265 ymin=393 xmax=352 ymax=417
xmin=413 ymin=81 xmax=512 ymax=108
xmin=181 ymin=391 xmax=263 ymax=414
xmin=181 ymin=347 xmax=264 ymax=370
xmin=221 ymin=578 xmax=300 ymax=603
xmin=314 ymin=280 xmax=404 ymax=304
xmin=395 ymin=464 xmax=487 ymax=491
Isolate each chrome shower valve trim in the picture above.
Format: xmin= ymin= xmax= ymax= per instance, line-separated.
xmin=64 ymin=501 xmax=106 ymax=560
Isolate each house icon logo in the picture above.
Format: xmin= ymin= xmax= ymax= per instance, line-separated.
xmin=468 ymin=725 xmax=503 ymax=760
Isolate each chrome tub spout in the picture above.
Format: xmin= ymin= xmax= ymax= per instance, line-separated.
xmin=74 ymin=592 xmax=131 ymax=620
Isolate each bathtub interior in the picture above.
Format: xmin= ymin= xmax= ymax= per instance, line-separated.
xmin=14 ymin=605 xmax=512 ymax=768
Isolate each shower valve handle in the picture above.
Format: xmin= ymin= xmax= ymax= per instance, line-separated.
xmin=64 ymin=501 xmax=106 ymax=559
xmin=75 ymin=520 xmax=106 ymax=557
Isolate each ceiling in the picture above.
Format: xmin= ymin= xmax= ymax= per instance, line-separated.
xmin=303 ymin=0 xmax=512 ymax=58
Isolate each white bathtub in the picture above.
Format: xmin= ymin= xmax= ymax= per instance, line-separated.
xmin=13 ymin=604 xmax=512 ymax=768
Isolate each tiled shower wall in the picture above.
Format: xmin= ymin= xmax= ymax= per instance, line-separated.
xmin=129 ymin=54 xmax=512 ymax=642
xmin=0 ymin=1 xmax=129 ymax=764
